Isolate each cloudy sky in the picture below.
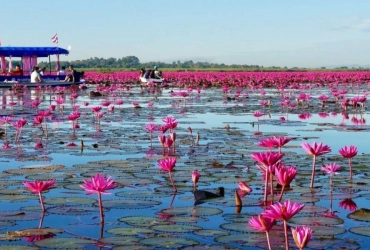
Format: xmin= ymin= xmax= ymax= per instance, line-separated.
xmin=2 ymin=0 xmax=370 ymax=68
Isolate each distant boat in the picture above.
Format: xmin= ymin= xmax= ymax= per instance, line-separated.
xmin=0 ymin=46 xmax=85 ymax=88
xmin=139 ymin=77 xmax=164 ymax=84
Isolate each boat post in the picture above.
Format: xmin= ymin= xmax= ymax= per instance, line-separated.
xmin=48 ymin=55 xmax=51 ymax=75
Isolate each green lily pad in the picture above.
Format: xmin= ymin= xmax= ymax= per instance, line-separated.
xmin=102 ymin=199 xmax=161 ymax=209
xmin=160 ymin=206 xmax=223 ymax=216
xmin=99 ymin=236 xmax=140 ymax=245
xmin=193 ymin=229 xmax=230 ymax=237
xmin=289 ymin=216 xmax=344 ymax=225
xmin=0 ymin=211 xmax=40 ymax=221
xmin=348 ymin=209 xmax=370 ymax=222
xmin=7 ymin=228 xmax=64 ymax=236
xmin=350 ymin=226 xmax=370 ymax=237
xmin=150 ymin=224 xmax=202 ymax=233
xmin=115 ymin=190 xmax=171 ymax=199
xmin=140 ymin=237 xmax=199 ymax=248
xmin=168 ymin=216 xmax=208 ymax=223
xmin=106 ymin=227 xmax=154 ymax=236
xmin=118 ymin=216 xmax=168 ymax=227
xmin=309 ymin=225 xmax=347 ymax=236
xmin=34 ymin=237 xmax=96 ymax=248
xmin=44 ymin=197 xmax=97 ymax=205
xmin=0 ymin=246 xmax=39 ymax=250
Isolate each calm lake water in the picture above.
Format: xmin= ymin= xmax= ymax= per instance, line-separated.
xmin=0 ymin=83 xmax=369 ymax=249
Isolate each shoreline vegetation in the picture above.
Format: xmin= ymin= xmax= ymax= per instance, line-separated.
xmin=5 ymin=56 xmax=370 ymax=73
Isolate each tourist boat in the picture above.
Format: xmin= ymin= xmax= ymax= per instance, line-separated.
xmin=0 ymin=46 xmax=85 ymax=88
xmin=139 ymin=77 xmax=164 ymax=84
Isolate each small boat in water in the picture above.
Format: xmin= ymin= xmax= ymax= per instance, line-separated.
xmin=140 ymin=77 xmax=164 ymax=84
xmin=0 ymin=46 xmax=85 ymax=88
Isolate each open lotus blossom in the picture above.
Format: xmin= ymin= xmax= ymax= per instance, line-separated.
xmin=253 ymin=111 xmax=264 ymax=118
xmin=275 ymin=165 xmax=298 ymax=202
xmin=238 ymin=181 xmax=252 ymax=194
xmin=248 ymin=214 xmax=275 ymax=250
xmin=321 ymin=163 xmax=341 ymax=175
xmin=192 ymin=171 xmax=200 ymax=190
xmin=263 ymin=200 xmax=305 ymax=250
xmin=301 ymin=141 xmax=331 ymax=188
xmin=339 ymin=198 xmax=357 ymax=212
xmin=80 ymin=173 xmax=118 ymax=222
xmin=271 ymin=136 xmax=292 ymax=153
xmin=339 ymin=145 xmax=357 ymax=179
xmin=291 ymin=225 xmax=312 ymax=250
xmin=158 ymin=158 xmax=177 ymax=192
xmin=23 ymin=180 xmax=56 ymax=212
xmin=251 ymin=152 xmax=284 ymax=167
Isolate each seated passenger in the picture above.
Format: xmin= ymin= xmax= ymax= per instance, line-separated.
xmin=139 ymin=68 xmax=146 ymax=79
xmin=153 ymin=66 xmax=162 ymax=79
xmin=12 ymin=65 xmax=24 ymax=76
xmin=57 ymin=66 xmax=67 ymax=76
xmin=39 ymin=67 xmax=47 ymax=76
xmin=30 ymin=66 xmax=42 ymax=83
xmin=63 ymin=65 xmax=79 ymax=83
xmin=143 ymin=70 xmax=151 ymax=79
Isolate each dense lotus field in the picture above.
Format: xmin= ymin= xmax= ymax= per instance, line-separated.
xmin=0 ymin=71 xmax=370 ymax=249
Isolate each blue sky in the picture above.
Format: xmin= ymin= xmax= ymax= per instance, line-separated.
xmin=2 ymin=0 xmax=370 ymax=68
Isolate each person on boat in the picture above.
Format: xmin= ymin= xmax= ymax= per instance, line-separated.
xmin=39 ymin=67 xmax=47 ymax=76
xmin=63 ymin=65 xmax=79 ymax=83
xmin=139 ymin=68 xmax=146 ymax=78
xmin=57 ymin=66 xmax=66 ymax=76
xmin=12 ymin=65 xmax=23 ymax=76
xmin=143 ymin=70 xmax=151 ymax=79
xmin=30 ymin=66 xmax=42 ymax=83
xmin=153 ymin=66 xmax=162 ymax=79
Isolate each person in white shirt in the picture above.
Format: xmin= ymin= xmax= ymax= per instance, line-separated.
xmin=39 ymin=67 xmax=47 ymax=76
xmin=30 ymin=66 xmax=42 ymax=83
xmin=57 ymin=66 xmax=66 ymax=76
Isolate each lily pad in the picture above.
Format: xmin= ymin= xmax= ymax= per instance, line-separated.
xmin=160 ymin=206 xmax=223 ymax=216
xmin=34 ymin=237 xmax=96 ymax=248
xmin=140 ymin=237 xmax=199 ymax=248
xmin=150 ymin=224 xmax=202 ymax=233
xmin=348 ymin=208 xmax=370 ymax=222
xmin=44 ymin=197 xmax=97 ymax=205
xmin=118 ymin=216 xmax=168 ymax=227
xmin=106 ymin=227 xmax=154 ymax=236
xmin=289 ymin=215 xmax=344 ymax=225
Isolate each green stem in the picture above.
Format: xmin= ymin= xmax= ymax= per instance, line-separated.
xmin=38 ymin=192 xmax=46 ymax=212
xmin=283 ymin=220 xmax=290 ymax=250
xmin=310 ymin=155 xmax=316 ymax=188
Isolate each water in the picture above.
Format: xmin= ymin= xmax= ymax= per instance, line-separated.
xmin=0 ymin=84 xmax=369 ymax=249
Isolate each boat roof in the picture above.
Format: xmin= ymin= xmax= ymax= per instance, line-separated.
xmin=0 ymin=47 xmax=69 ymax=57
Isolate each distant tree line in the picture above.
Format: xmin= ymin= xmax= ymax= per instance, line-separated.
xmin=34 ymin=56 xmax=262 ymax=69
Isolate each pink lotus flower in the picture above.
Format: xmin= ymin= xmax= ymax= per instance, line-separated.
xmin=301 ymin=141 xmax=331 ymax=156
xmin=258 ymin=138 xmax=275 ymax=150
xmin=147 ymin=101 xmax=154 ymax=107
xmin=80 ymin=173 xmax=117 ymax=195
xmin=263 ymin=200 xmax=305 ymax=250
xmin=35 ymin=141 xmax=43 ymax=148
xmin=339 ymin=145 xmax=357 ymax=179
xmin=192 ymin=171 xmax=200 ymax=189
xmin=248 ymin=214 xmax=275 ymax=232
xmin=253 ymin=111 xmax=264 ymax=118
xmin=23 ymin=180 xmax=56 ymax=211
xmin=339 ymin=198 xmax=357 ymax=212
xmin=275 ymin=165 xmax=298 ymax=202
xmin=158 ymin=158 xmax=177 ymax=192
xmin=2 ymin=141 xmax=11 ymax=149
xmin=291 ymin=225 xmax=312 ymax=250
xmin=238 ymin=181 xmax=252 ymax=194
xmin=321 ymin=163 xmax=341 ymax=175
xmin=132 ymin=101 xmax=140 ymax=107
xmin=248 ymin=214 xmax=275 ymax=250
xmin=250 ymin=152 xmax=284 ymax=167
xmin=302 ymin=141 xmax=331 ymax=188
xmin=80 ymin=173 xmax=118 ymax=222
xmin=263 ymin=199 xmax=304 ymax=221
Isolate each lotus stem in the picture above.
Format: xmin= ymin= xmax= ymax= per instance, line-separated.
xmin=278 ymin=185 xmax=285 ymax=202
xmin=283 ymin=220 xmax=290 ymax=250
xmin=270 ymin=174 xmax=274 ymax=202
xmin=309 ymin=155 xmax=316 ymax=188
xmin=98 ymin=192 xmax=104 ymax=223
xmin=38 ymin=192 xmax=46 ymax=212
xmin=168 ymin=172 xmax=177 ymax=193
xmin=264 ymin=169 xmax=269 ymax=203
xmin=349 ymin=158 xmax=352 ymax=180
xmin=265 ymin=231 xmax=272 ymax=250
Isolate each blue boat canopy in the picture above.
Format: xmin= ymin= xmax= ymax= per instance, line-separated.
xmin=0 ymin=47 xmax=69 ymax=57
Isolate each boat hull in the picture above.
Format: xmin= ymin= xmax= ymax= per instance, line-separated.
xmin=140 ymin=77 xmax=164 ymax=84
xmin=0 ymin=79 xmax=85 ymax=88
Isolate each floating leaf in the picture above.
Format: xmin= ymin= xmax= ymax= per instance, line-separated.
xmin=118 ymin=216 xmax=168 ymax=227
xmin=150 ymin=224 xmax=202 ymax=233
xmin=160 ymin=206 xmax=223 ymax=216
xmin=44 ymin=197 xmax=97 ymax=205
xmin=107 ymin=227 xmax=154 ymax=236
xmin=7 ymin=228 xmax=64 ymax=236
xmin=348 ymin=208 xmax=370 ymax=222
xmin=103 ymin=199 xmax=161 ymax=209
xmin=289 ymin=216 xmax=344 ymax=225
xmin=140 ymin=237 xmax=199 ymax=248
xmin=193 ymin=229 xmax=230 ymax=237
xmin=34 ymin=237 xmax=96 ymax=248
